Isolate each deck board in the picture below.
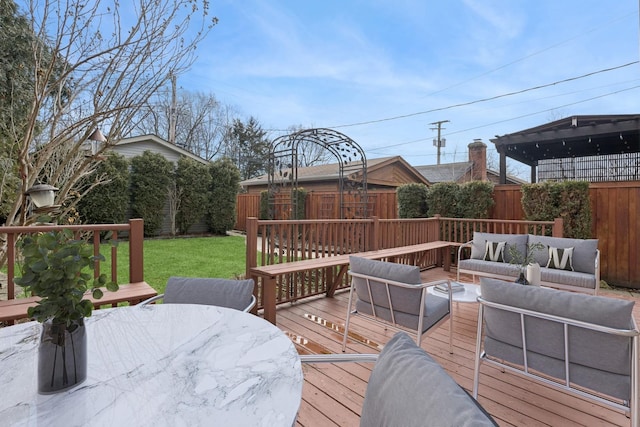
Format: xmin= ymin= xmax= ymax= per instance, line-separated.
xmin=278 ymin=268 xmax=637 ymax=427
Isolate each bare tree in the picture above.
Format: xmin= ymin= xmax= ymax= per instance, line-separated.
xmin=284 ymin=125 xmax=334 ymax=167
xmin=4 ymin=0 xmax=216 ymax=227
xmin=132 ymin=90 xmax=238 ymax=161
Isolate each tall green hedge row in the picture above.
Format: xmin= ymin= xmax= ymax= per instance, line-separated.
xmin=521 ymin=181 xmax=591 ymax=238
xmin=130 ymin=151 xmax=173 ymax=236
xmin=398 ymin=181 xmax=495 ymax=219
xmin=397 ymin=183 xmax=428 ymax=218
xmin=207 ymin=158 xmax=241 ymax=235
xmin=78 ymin=151 xmax=242 ymax=237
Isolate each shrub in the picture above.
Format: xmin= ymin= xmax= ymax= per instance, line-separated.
xmin=175 ymin=157 xmax=210 ymax=234
xmin=426 ymin=182 xmax=459 ymax=217
xmin=521 ymin=181 xmax=591 ymax=238
xmin=207 ymin=157 xmax=241 ymax=235
xmin=291 ymin=188 xmax=307 ymax=220
xmin=397 ymin=183 xmax=428 ymax=218
xmin=457 ymin=181 xmax=494 ymax=218
xmin=259 ymin=191 xmax=269 ymax=219
xmin=130 ymin=151 xmax=172 ymax=236
xmin=77 ymin=152 xmax=130 ymax=224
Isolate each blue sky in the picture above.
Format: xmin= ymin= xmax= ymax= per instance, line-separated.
xmin=185 ymin=0 xmax=640 ymax=175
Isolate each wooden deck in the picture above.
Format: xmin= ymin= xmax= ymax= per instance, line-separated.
xmin=277 ymin=268 xmax=639 ymax=427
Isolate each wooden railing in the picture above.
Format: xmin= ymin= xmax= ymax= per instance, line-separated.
xmin=245 ymin=216 xmax=563 ymax=312
xmin=0 ymin=219 xmax=155 ymax=324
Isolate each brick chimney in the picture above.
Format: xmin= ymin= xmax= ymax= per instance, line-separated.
xmin=468 ymin=139 xmax=487 ymax=181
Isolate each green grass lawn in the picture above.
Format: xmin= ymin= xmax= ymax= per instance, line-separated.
xmin=104 ymin=235 xmax=248 ymax=294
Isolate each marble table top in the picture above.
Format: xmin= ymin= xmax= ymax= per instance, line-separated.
xmin=0 ymin=304 xmax=303 ymax=427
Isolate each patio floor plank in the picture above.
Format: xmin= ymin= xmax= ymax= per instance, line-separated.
xmin=279 ymin=268 xmax=637 ymax=427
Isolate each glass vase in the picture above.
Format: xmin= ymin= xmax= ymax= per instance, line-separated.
xmin=38 ymin=318 xmax=87 ymax=394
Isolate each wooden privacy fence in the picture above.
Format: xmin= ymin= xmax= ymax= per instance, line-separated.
xmin=492 ymin=182 xmax=640 ymax=288
xmin=235 ymin=190 xmax=398 ymax=230
xmin=245 ymin=216 xmax=560 ymax=313
xmin=239 ymin=182 xmax=640 ymax=288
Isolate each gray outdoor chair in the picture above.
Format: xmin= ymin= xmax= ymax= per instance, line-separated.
xmin=301 ymin=332 xmax=498 ymax=427
xmin=342 ymin=256 xmax=453 ymax=353
xmin=139 ymin=276 xmax=257 ymax=312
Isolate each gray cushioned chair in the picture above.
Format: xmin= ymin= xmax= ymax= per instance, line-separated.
xmin=140 ymin=277 xmax=257 ymax=312
xmin=474 ymin=277 xmax=638 ymax=425
xmin=301 ymin=332 xmax=498 ymax=427
xmin=343 ymin=256 xmax=452 ymax=353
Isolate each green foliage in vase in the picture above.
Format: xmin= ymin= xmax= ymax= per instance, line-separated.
xmin=14 ymin=229 xmax=118 ymax=326
xmin=507 ymin=242 xmax=546 ymax=268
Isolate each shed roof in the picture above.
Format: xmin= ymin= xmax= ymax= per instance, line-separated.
xmin=241 ymin=156 xmax=429 ymax=187
xmin=491 ymin=114 xmax=640 ymax=167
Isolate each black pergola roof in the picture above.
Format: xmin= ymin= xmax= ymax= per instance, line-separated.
xmin=490 ymin=114 xmax=640 ymax=182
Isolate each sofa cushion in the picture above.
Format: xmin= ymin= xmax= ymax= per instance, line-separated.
xmin=483 ymin=241 xmax=505 ymax=262
xmin=470 ymin=232 xmax=528 ymax=264
xmin=360 ymin=332 xmax=498 ymax=427
xmin=528 ymin=235 xmax=598 ymax=274
xmin=539 ymin=267 xmax=597 ymax=290
xmin=546 ymin=246 xmax=574 ymax=271
xmin=479 ymin=277 xmax=635 ymax=400
xmin=459 ymin=259 xmax=521 ymax=278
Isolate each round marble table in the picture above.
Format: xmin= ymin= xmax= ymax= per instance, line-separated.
xmin=0 ymin=304 xmax=303 ymax=427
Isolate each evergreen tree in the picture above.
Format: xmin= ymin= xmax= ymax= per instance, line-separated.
xmin=224 ymin=117 xmax=270 ymax=180
xmin=130 ymin=151 xmax=173 ymax=236
xmin=175 ymin=156 xmax=210 ymax=234
xmin=77 ymin=153 xmax=130 ymax=224
xmin=207 ymin=158 xmax=240 ymax=235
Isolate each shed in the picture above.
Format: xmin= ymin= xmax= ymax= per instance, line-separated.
xmin=240 ymin=156 xmax=430 ymax=193
xmin=491 ymin=115 xmax=640 ymax=183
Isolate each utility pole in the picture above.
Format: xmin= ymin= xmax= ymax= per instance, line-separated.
xmin=430 ymin=120 xmax=449 ymax=165
xmin=168 ymin=73 xmax=177 ymax=144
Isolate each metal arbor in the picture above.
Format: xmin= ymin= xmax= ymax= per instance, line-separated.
xmin=267 ymin=128 xmax=368 ymax=219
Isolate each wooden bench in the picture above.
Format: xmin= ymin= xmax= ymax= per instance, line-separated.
xmin=250 ymin=240 xmax=460 ymax=324
xmin=0 ymin=282 xmax=157 ymax=324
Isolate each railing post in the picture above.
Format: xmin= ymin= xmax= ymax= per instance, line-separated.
xmin=129 ymin=219 xmax=144 ymax=283
xmin=7 ymin=233 xmax=15 ymax=300
xmin=553 ymin=217 xmax=564 ymax=237
xmin=246 ymin=217 xmax=260 ymax=315
xmin=370 ymin=216 xmax=379 ymax=251
xmin=246 ymin=217 xmax=258 ymax=275
xmin=434 ymin=215 xmax=441 ymax=241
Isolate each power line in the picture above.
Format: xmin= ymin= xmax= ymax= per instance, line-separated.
xmin=365 ymin=83 xmax=640 ymax=153
xmin=325 ymin=61 xmax=638 ymax=129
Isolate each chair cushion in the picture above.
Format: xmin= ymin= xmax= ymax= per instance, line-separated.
xmin=164 ymin=277 xmax=255 ymax=311
xmin=360 ymin=332 xmax=498 ymax=427
xmin=349 ymin=256 xmax=422 ymax=314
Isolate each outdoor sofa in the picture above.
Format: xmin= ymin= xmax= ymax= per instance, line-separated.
xmin=474 ymin=277 xmax=638 ymax=426
xmin=457 ymin=232 xmax=600 ymax=294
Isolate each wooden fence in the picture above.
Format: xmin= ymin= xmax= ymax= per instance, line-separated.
xmin=491 ymin=182 xmax=640 ymax=288
xmin=237 ymin=182 xmax=640 ymax=288
xmin=235 ymin=190 xmax=397 ymax=230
